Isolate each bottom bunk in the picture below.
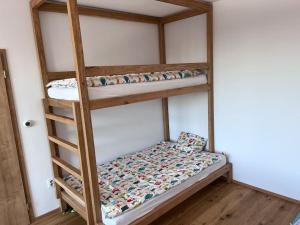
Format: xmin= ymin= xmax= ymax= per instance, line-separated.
xmin=63 ymin=136 xmax=230 ymax=225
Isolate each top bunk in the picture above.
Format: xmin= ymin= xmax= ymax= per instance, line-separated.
xmin=46 ymin=63 xmax=210 ymax=109
xmin=31 ymin=0 xmax=213 ymax=110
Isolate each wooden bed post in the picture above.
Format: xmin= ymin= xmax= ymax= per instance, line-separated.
xmin=207 ymin=6 xmax=215 ymax=153
xmin=158 ymin=23 xmax=170 ymax=141
xmin=30 ymin=4 xmax=68 ymax=212
xmin=66 ymin=0 xmax=102 ymax=224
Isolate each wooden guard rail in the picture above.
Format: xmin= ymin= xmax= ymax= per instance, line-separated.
xmin=47 ymin=63 xmax=209 ymax=81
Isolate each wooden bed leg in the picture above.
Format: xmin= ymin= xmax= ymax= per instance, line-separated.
xmin=67 ymin=0 xmax=102 ymax=224
xmin=227 ymin=163 xmax=233 ymax=183
xmin=207 ymin=8 xmax=215 ymax=153
xmin=32 ymin=0 xmax=69 ymax=210
xmin=158 ymin=23 xmax=170 ymax=142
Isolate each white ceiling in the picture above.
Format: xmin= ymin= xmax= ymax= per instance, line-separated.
xmin=55 ymin=0 xmax=217 ymax=17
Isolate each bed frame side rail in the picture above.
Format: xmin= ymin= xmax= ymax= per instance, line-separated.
xmin=132 ymin=163 xmax=232 ymax=225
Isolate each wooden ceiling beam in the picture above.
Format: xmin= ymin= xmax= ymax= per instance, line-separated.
xmin=161 ymin=9 xmax=207 ymax=24
xmin=157 ymin=0 xmax=212 ymax=12
xmin=39 ymin=1 xmax=161 ymax=24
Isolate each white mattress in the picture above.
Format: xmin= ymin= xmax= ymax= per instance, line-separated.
xmin=47 ymin=76 xmax=207 ymax=101
xmin=102 ymin=154 xmax=226 ymax=225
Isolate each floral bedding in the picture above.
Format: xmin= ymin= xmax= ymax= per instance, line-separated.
xmin=47 ymin=69 xmax=207 ymax=88
xmin=64 ymin=142 xmax=224 ymax=218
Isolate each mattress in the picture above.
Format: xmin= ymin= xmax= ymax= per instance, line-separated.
xmin=103 ymin=156 xmax=226 ymax=225
xmin=47 ymin=76 xmax=207 ymax=101
xmin=64 ymin=142 xmax=226 ymax=225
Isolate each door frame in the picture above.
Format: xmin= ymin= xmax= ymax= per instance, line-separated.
xmin=0 ymin=49 xmax=34 ymax=222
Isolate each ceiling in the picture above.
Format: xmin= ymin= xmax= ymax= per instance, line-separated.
xmin=55 ymin=0 xmax=217 ymax=17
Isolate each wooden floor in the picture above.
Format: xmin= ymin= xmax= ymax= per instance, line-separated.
xmin=32 ymin=179 xmax=300 ymax=225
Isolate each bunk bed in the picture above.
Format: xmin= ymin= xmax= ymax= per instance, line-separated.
xmin=30 ymin=0 xmax=233 ymax=225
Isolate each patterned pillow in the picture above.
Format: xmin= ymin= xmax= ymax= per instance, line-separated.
xmin=171 ymin=143 xmax=195 ymax=153
xmin=177 ymin=132 xmax=207 ymax=151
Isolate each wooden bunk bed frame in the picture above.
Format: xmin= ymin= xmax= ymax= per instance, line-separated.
xmin=30 ymin=0 xmax=233 ymax=224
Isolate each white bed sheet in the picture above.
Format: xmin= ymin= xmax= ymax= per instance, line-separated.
xmin=102 ymin=154 xmax=226 ymax=225
xmin=47 ymin=76 xmax=207 ymax=101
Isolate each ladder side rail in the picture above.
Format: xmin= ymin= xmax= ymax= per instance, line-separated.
xmin=66 ymin=0 xmax=102 ymax=224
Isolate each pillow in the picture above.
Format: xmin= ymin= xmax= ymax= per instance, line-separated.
xmin=177 ymin=132 xmax=207 ymax=151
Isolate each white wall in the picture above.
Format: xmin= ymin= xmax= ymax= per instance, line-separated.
xmin=213 ymin=0 xmax=300 ymax=200
xmin=166 ymin=0 xmax=300 ymax=201
xmin=0 ymin=0 xmax=60 ymax=217
xmin=0 ymin=0 xmax=299 ymax=219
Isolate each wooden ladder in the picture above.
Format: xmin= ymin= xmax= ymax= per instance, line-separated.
xmin=43 ymin=99 xmax=95 ymax=223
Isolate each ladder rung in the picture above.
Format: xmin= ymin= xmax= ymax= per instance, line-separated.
xmin=61 ymin=191 xmax=87 ymax=220
xmin=55 ymin=177 xmax=85 ymax=206
xmin=52 ymin=157 xmax=82 ymax=180
xmin=48 ymin=136 xmax=78 ymax=154
xmin=45 ymin=113 xmax=75 ymax=125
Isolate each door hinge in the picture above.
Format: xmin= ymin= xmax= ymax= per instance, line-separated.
xmin=26 ymin=201 xmax=32 ymax=214
xmin=2 ymin=70 xmax=7 ymax=79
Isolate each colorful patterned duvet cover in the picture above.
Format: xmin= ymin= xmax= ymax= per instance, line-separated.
xmin=47 ymin=69 xmax=207 ymax=88
xmin=64 ymin=142 xmax=224 ymax=218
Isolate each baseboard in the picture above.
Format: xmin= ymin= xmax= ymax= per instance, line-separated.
xmin=233 ymin=180 xmax=300 ymax=206
xmin=31 ymin=208 xmax=60 ymax=224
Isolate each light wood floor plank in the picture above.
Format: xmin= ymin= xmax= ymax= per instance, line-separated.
xmin=31 ymin=180 xmax=300 ymax=225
